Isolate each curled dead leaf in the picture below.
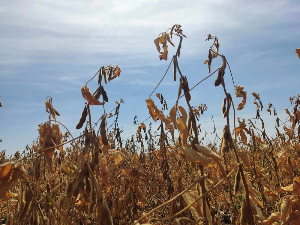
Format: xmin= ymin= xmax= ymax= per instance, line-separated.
xmin=235 ymin=85 xmax=247 ymax=110
xmin=195 ymin=144 xmax=222 ymax=162
xmin=81 ymin=85 xmax=104 ymax=105
xmin=0 ymin=161 xmax=25 ymax=200
xmin=182 ymin=147 xmax=211 ymax=166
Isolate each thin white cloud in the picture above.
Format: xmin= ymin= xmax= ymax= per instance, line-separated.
xmin=2 ymin=0 xmax=298 ymax=68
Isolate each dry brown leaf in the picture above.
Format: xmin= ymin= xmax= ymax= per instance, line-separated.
xmin=122 ymin=167 xmax=143 ymax=179
xmin=111 ymin=66 xmax=121 ymax=80
xmin=155 ymin=93 xmax=161 ymax=100
xmin=39 ymin=123 xmax=56 ymax=172
xmin=237 ymin=198 xmax=255 ymax=225
xmin=182 ymin=147 xmax=211 ymax=166
xmin=235 ymin=121 xmax=249 ymax=145
xmin=154 ymin=38 xmax=160 ymax=52
xmin=287 ymin=210 xmax=300 ymax=225
xmin=217 ymin=161 xmax=227 ymax=177
xmin=113 ymin=151 xmax=125 ymax=166
xmin=251 ymin=92 xmax=260 ymax=100
xmin=45 ymin=101 xmax=60 ymax=119
xmin=296 ymin=48 xmax=300 ymax=59
xmin=169 ymin=105 xmax=177 ymax=126
xmin=75 ymin=193 xmax=89 ymax=206
xmin=261 ymin=212 xmax=281 ymax=225
xmin=102 ymin=143 xmax=111 ymax=152
xmin=81 ymin=85 xmax=104 ymax=105
xmin=159 ymin=33 xmax=167 ymax=45
xmin=140 ymin=122 xmax=146 ymax=131
xmin=293 ymin=177 xmax=300 ymax=196
xmin=249 ymin=196 xmax=265 ymax=222
xmin=95 ymin=200 xmax=113 ymax=225
xmin=280 ymin=183 xmax=293 ymax=193
xmin=235 ymin=85 xmax=247 ymax=110
xmin=44 ymin=148 xmax=55 ymax=173
xmin=52 ymin=124 xmax=63 ymax=153
xmin=244 ymin=173 xmax=263 ymax=207
xmin=281 ymin=196 xmax=291 ymax=224
xmin=178 ymin=106 xmax=187 ymax=124
xmin=145 ymin=98 xmax=157 ymax=122
xmin=182 ymin=191 xmax=201 ymax=220
xmin=0 ymin=161 xmax=25 ymax=200
xmin=166 ymin=33 xmax=175 ymax=47
xmin=159 ymin=51 xmax=168 ymax=61
xmin=195 ymin=144 xmax=222 ymax=162
xmin=100 ymin=159 xmax=110 ymax=193
xmin=107 ymin=112 xmax=113 ymax=118
xmin=238 ymin=151 xmax=250 ymax=168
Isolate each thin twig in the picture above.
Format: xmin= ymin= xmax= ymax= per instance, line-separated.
xmin=86 ymin=70 xmax=100 ymax=85
xmin=179 ymin=68 xmax=219 ymax=99
xmin=38 ymin=133 xmax=85 ymax=154
xmin=50 ymin=119 xmax=74 ymax=139
xmin=149 ymin=57 xmax=174 ymax=98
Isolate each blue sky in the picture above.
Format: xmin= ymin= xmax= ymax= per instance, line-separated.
xmin=0 ymin=0 xmax=299 ymax=154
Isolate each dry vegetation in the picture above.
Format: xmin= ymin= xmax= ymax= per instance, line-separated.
xmin=1 ymin=25 xmax=300 ymax=225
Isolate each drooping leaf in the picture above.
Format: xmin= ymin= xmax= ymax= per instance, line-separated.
xmin=239 ymin=198 xmax=255 ymax=225
xmin=166 ymin=34 xmax=175 ymax=47
xmin=261 ymin=212 xmax=281 ymax=225
xmin=195 ymin=144 xmax=222 ymax=162
xmin=111 ymin=66 xmax=121 ymax=80
xmin=251 ymin=92 xmax=260 ymax=100
xmin=182 ymin=147 xmax=211 ymax=166
xmin=39 ymin=123 xmax=60 ymax=172
xmin=0 ymin=161 xmax=25 ymax=200
xmin=145 ymin=98 xmax=157 ymax=122
xmin=45 ymin=101 xmax=60 ymax=119
xmin=159 ymin=33 xmax=167 ymax=45
xmin=159 ymin=48 xmax=168 ymax=61
xmin=235 ymin=85 xmax=247 ymax=110
xmin=154 ymin=38 xmax=160 ymax=53
xmin=81 ymin=85 xmax=104 ymax=105
xmin=281 ymin=196 xmax=291 ymax=224
xmin=52 ymin=123 xmax=63 ymax=153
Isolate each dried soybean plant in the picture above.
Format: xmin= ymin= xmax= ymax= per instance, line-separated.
xmin=1 ymin=25 xmax=300 ymax=225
